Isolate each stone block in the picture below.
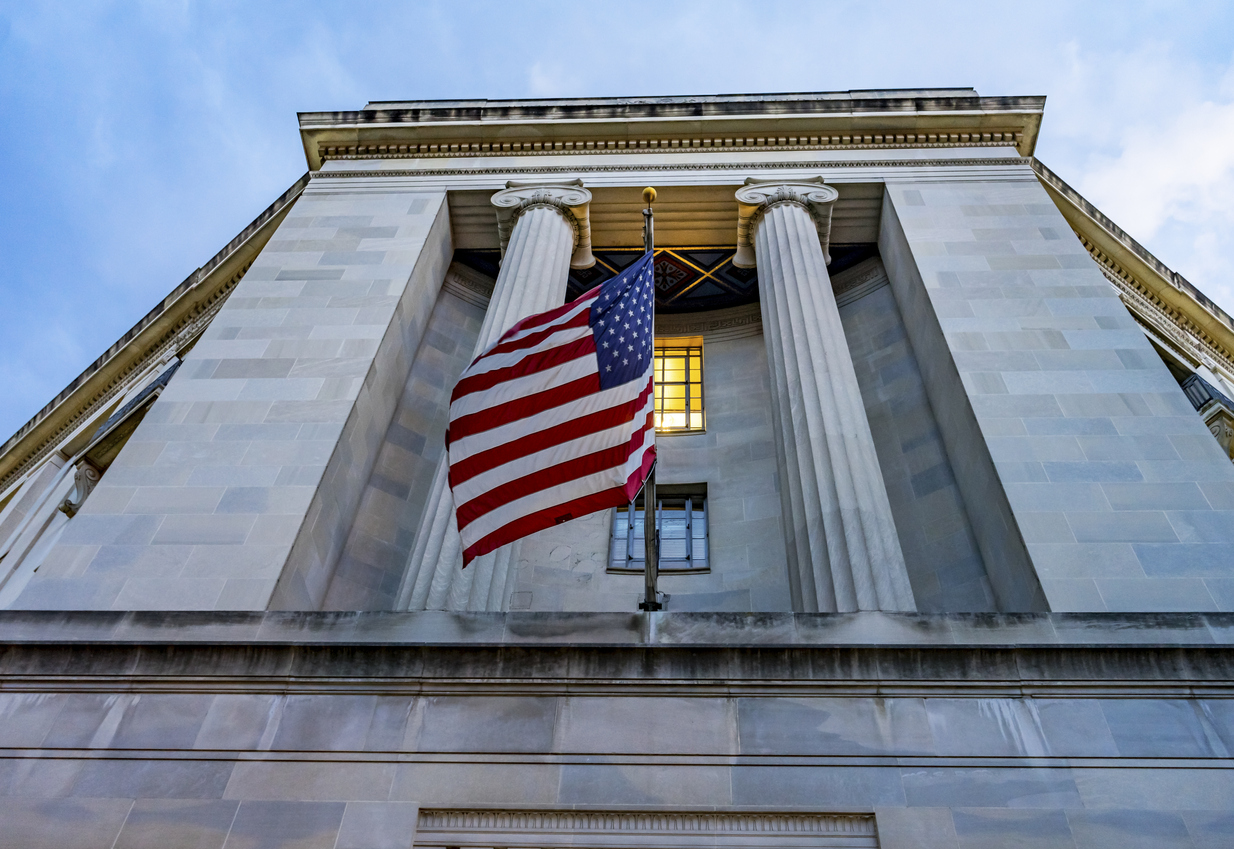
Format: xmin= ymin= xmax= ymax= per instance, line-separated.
xmin=556 ymin=695 xmax=735 ymax=754
xmin=270 ymin=695 xmax=379 ymax=751
xmin=0 ymin=798 xmax=133 ymax=849
xmin=1066 ymin=809 xmax=1193 ymax=849
xmin=902 ymin=764 xmax=1081 ymax=808
xmin=738 ymin=696 xmax=934 ymax=756
xmin=224 ymin=800 xmax=345 ymax=849
xmin=874 ymin=807 xmax=958 ymax=849
xmin=335 ymin=802 xmax=419 ymax=849
xmin=1096 ymin=578 xmax=1217 ymax=611
xmin=559 ymin=762 xmax=732 ymax=806
xmin=1074 ymin=767 xmax=1234 ymax=809
xmin=389 ymin=762 xmax=560 ymax=805
xmin=1068 ymin=512 xmax=1178 ymax=543
xmin=414 ymin=695 xmax=557 ymax=753
xmin=1183 ymin=811 xmax=1234 ymax=849
xmin=0 ymin=756 xmax=84 ymax=798
xmin=109 ymin=693 xmax=215 ymax=749
xmin=152 ymin=515 xmax=256 ymax=546
xmin=114 ymin=799 xmax=239 ymax=849
xmin=194 ymin=694 xmax=282 ymax=751
xmin=72 ymin=758 xmax=233 ymax=798
xmin=223 ymin=761 xmax=396 ymax=801
xmin=952 ymin=808 xmax=1074 ymax=849
xmin=1100 ymin=699 xmax=1217 ymax=757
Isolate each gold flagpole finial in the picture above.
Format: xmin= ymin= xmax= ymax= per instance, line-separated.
xmin=642 ymin=186 xmax=657 ymax=207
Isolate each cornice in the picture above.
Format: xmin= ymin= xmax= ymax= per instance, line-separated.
xmin=299 ymin=90 xmax=1045 ymax=167
xmin=4 ymin=617 xmax=1234 ymax=698
xmin=0 ymin=174 xmax=311 ymax=498
xmin=1033 ymin=159 xmax=1234 ymax=377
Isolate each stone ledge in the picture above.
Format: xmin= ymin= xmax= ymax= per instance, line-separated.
xmin=1 ymin=610 xmax=1232 ymax=648
xmin=1 ymin=612 xmax=1233 ymax=695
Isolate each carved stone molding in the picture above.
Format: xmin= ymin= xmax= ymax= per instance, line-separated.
xmin=314 ymin=157 xmax=1032 ymax=180
xmin=657 ymin=302 xmax=763 ymax=342
xmin=1081 ymin=232 xmax=1234 ymax=376
xmin=442 ymin=263 xmax=494 ymax=309
xmin=316 ymin=129 xmax=1023 ymax=163
xmin=733 ymin=178 xmax=840 ymax=268
xmin=57 ymin=459 xmax=101 ymax=519
xmin=1203 ymin=405 xmax=1234 ymax=462
xmin=491 ymin=179 xmax=595 ymax=269
xmin=832 ymin=258 xmax=891 ymax=308
xmin=415 ymin=809 xmax=878 ymax=849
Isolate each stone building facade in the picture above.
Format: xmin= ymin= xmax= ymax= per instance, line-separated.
xmin=2 ymin=89 xmax=1234 ymax=847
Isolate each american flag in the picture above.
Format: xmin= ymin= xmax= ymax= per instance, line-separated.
xmin=447 ymin=252 xmax=657 ymax=566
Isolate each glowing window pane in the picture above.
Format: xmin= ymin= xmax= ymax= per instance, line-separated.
xmin=653 ymin=343 xmax=704 ymax=434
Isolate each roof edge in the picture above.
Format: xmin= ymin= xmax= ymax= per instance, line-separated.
xmin=0 ymin=173 xmax=311 ymax=494
xmin=1034 ymin=158 xmax=1234 ymax=371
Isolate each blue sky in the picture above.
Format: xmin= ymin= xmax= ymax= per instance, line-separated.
xmin=2 ymin=1 xmax=1233 ymax=440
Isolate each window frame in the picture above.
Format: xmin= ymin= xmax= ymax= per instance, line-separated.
xmin=608 ymin=484 xmax=709 ymax=575
xmin=653 ymin=341 xmax=705 ymax=435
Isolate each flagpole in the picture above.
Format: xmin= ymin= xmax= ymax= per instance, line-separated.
xmin=639 ymin=187 xmax=662 ymax=612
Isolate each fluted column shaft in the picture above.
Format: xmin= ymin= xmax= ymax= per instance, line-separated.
xmin=397 ymin=186 xmax=586 ymax=611
xmin=744 ymin=184 xmax=915 ymax=612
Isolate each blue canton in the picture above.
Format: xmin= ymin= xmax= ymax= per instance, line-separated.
xmin=589 ymin=253 xmax=655 ymax=391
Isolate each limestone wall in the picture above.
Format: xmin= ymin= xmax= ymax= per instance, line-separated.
xmin=324 ymin=286 xmax=485 ymax=610
xmin=0 ymin=610 xmax=1231 ymax=849
xmin=15 ymin=188 xmax=453 ymax=612
xmin=881 ymin=178 xmax=1234 ymax=612
xmin=838 ymin=264 xmax=995 ymax=611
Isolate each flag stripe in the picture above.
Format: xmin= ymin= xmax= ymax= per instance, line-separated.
xmin=452 ymin=336 xmax=595 ymax=402
xmin=457 ymin=426 xmax=646 ymax=529
xmin=450 ymin=381 xmax=654 ymax=485
xmin=446 ymin=253 xmax=654 ymax=567
xmin=460 ymin=442 xmax=656 ymax=563
xmin=448 ymin=376 xmax=647 ymax=465
xmin=452 ymin=389 xmax=655 ymax=507
xmin=475 ymin=302 xmax=593 ymax=363
xmin=459 ymin=409 xmax=654 ymax=544
xmin=448 ymin=373 xmax=598 ymax=443
xmin=493 ymin=289 xmax=598 ymax=344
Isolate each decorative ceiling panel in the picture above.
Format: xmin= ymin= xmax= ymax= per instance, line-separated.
xmin=454 ymin=244 xmax=878 ymax=313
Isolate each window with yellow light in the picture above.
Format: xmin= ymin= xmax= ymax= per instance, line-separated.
xmin=654 ymin=342 xmax=704 ymax=433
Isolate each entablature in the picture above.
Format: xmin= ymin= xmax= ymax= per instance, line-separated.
xmin=298 ymin=89 xmax=1045 ymax=169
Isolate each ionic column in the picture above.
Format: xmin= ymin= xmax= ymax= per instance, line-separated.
xmin=396 ymin=181 xmax=593 ymax=611
xmin=735 ymin=179 xmax=915 ymax=612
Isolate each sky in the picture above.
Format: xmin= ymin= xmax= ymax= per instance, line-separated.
xmin=1 ymin=1 xmax=1233 ymax=441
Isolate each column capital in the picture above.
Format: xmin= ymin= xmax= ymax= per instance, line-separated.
xmin=492 ymin=179 xmax=595 ymax=269
xmin=733 ymin=178 xmax=839 ymax=268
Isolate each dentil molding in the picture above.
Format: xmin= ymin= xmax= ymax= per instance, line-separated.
xmin=414 ymin=809 xmax=878 ymax=849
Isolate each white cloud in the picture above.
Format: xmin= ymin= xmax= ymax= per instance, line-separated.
xmin=1051 ymin=48 xmax=1234 ymax=312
